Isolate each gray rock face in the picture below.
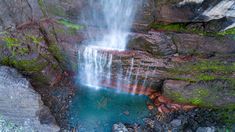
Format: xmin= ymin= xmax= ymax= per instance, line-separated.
xmin=155 ymin=0 xmax=235 ymax=29
xmin=0 ymin=66 xmax=60 ymax=132
xmin=127 ymin=31 xmax=235 ymax=56
xmin=0 ymin=0 xmax=42 ymax=31
xmin=0 ymin=0 xmax=234 ymax=32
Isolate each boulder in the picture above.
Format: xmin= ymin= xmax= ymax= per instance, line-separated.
xmin=127 ymin=31 xmax=176 ymax=56
xmin=162 ymin=80 xmax=235 ymax=108
xmin=196 ymin=127 xmax=215 ymax=132
xmin=171 ymin=33 xmax=235 ymax=55
xmin=0 ymin=0 xmax=42 ymax=31
xmin=154 ymin=0 xmax=235 ymax=29
xmin=127 ymin=31 xmax=235 ymax=56
xmin=0 ymin=66 xmax=60 ymax=132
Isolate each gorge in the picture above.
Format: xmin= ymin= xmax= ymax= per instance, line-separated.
xmin=0 ymin=0 xmax=235 ymax=132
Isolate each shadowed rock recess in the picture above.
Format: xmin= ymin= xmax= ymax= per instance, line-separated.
xmin=0 ymin=0 xmax=235 ymax=131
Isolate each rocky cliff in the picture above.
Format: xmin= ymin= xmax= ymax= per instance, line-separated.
xmin=0 ymin=66 xmax=60 ymax=132
xmin=0 ymin=0 xmax=234 ymax=130
xmin=0 ymin=0 xmax=234 ymax=31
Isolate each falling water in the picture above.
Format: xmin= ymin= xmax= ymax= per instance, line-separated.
xmin=80 ymin=0 xmax=139 ymax=50
xmin=78 ymin=0 xmax=147 ymax=93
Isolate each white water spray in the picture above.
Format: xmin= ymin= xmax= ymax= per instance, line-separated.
xmin=78 ymin=0 xmax=146 ymax=93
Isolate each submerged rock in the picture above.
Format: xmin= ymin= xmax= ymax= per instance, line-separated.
xmin=112 ymin=123 xmax=129 ymax=132
xmin=196 ymin=127 xmax=216 ymax=132
xmin=0 ymin=66 xmax=60 ymax=132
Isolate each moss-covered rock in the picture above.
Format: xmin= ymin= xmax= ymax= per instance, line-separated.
xmin=163 ymin=80 xmax=235 ymax=108
xmin=0 ymin=24 xmax=64 ymax=85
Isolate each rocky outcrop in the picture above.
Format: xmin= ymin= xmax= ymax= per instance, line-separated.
xmin=162 ymin=80 xmax=235 ymax=108
xmin=0 ymin=66 xmax=60 ymax=132
xmin=118 ymin=108 xmax=235 ymax=132
xmin=155 ymin=0 xmax=235 ymax=30
xmin=0 ymin=0 xmax=42 ymax=31
xmin=1 ymin=0 xmax=234 ymax=32
xmin=126 ymin=30 xmax=235 ymax=108
xmin=128 ymin=31 xmax=235 ymax=56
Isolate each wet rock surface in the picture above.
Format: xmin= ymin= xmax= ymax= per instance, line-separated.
xmin=0 ymin=0 xmax=235 ymax=131
xmin=0 ymin=66 xmax=60 ymax=132
xmin=114 ymin=108 xmax=235 ymax=132
xmin=112 ymin=123 xmax=129 ymax=132
xmin=154 ymin=0 xmax=235 ymax=29
xmin=128 ymin=31 xmax=235 ymax=56
xmin=163 ymin=80 xmax=235 ymax=108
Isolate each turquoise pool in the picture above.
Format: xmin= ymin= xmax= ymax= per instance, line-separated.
xmin=68 ymin=85 xmax=151 ymax=132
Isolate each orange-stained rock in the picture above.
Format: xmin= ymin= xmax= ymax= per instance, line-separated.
xmin=182 ymin=105 xmax=196 ymax=111
xmin=154 ymin=99 xmax=161 ymax=107
xmin=158 ymin=105 xmax=171 ymax=113
xmin=147 ymin=104 xmax=154 ymax=110
xmin=149 ymin=92 xmax=161 ymax=100
xmin=170 ymin=103 xmax=182 ymax=110
xmin=158 ymin=96 xmax=172 ymax=103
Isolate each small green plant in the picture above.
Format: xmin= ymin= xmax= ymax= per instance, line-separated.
xmin=150 ymin=23 xmax=235 ymax=37
xmin=57 ymin=19 xmax=83 ymax=30
xmin=26 ymin=35 xmax=43 ymax=45
xmin=2 ymin=37 xmax=20 ymax=56
xmin=38 ymin=0 xmax=47 ymax=16
xmin=3 ymin=37 xmax=20 ymax=48
xmin=218 ymin=27 xmax=235 ymax=36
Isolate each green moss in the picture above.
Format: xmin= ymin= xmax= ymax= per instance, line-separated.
xmin=0 ymin=56 xmax=47 ymax=74
xmin=168 ymin=60 xmax=235 ymax=82
xmin=150 ymin=23 xmax=235 ymax=37
xmin=46 ymin=4 xmax=66 ymax=17
xmin=47 ymin=43 xmax=65 ymax=67
xmin=170 ymin=77 xmax=196 ymax=82
xmin=38 ymin=0 xmax=47 ymax=17
xmin=26 ymin=35 xmax=43 ymax=45
xmin=219 ymin=27 xmax=235 ymax=36
xmin=150 ymin=23 xmax=187 ymax=32
xmin=191 ymin=98 xmax=202 ymax=105
xmin=2 ymin=37 xmax=20 ymax=56
xmin=216 ymin=105 xmax=235 ymax=125
xmin=164 ymin=81 xmax=234 ymax=109
xmin=197 ymin=74 xmax=215 ymax=81
xmin=2 ymin=35 xmax=40 ymax=56
xmin=3 ymin=37 xmax=20 ymax=48
xmin=194 ymin=88 xmax=209 ymax=97
xmin=57 ymin=19 xmax=83 ymax=30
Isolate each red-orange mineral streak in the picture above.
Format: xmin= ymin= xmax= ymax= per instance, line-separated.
xmin=149 ymin=92 xmax=197 ymax=114
xmin=97 ymin=78 xmax=196 ymax=114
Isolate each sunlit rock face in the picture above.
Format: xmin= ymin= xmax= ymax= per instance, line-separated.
xmin=178 ymin=0 xmax=204 ymax=6
xmin=202 ymin=0 xmax=235 ymax=20
xmin=0 ymin=66 xmax=59 ymax=132
xmin=156 ymin=0 xmax=235 ymax=29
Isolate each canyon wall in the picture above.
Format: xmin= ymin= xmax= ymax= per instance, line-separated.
xmin=0 ymin=0 xmax=234 ymax=128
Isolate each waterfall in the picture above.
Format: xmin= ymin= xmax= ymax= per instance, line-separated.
xmin=80 ymin=0 xmax=139 ymax=50
xmin=78 ymin=0 xmax=147 ymax=94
